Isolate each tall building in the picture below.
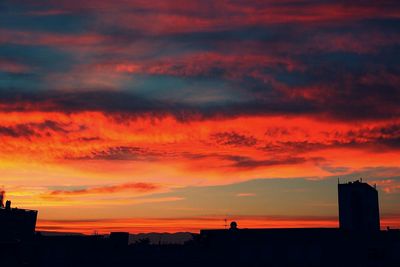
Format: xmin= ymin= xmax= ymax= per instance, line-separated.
xmin=338 ymin=180 xmax=380 ymax=232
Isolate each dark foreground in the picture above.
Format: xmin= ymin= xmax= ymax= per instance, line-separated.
xmin=1 ymin=228 xmax=400 ymax=267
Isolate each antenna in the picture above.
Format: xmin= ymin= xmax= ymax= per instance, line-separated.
xmin=159 ymin=234 xmax=163 ymax=246
xmin=224 ymin=218 xmax=227 ymax=229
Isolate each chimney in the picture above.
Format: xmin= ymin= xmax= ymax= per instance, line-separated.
xmin=0 ymin=190 xmax=4 ymax=208
xmin=5 ymin=200 xmax=11 ymax=210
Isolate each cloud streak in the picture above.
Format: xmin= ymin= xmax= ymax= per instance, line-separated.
xmin=48 ymin=183 xmax=161 ymax=196
xmin=0 ymin=120 xmax=76 ymax=138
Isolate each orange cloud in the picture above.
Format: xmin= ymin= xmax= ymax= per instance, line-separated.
xmin=1 ymin=111 xmax=399 ymax=222
xmin=1 ymin=112 xmax=399 ymax=181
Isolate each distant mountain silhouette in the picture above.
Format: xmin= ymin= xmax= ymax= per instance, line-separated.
xmin=129 ymin=232 xmax=193 ymax=244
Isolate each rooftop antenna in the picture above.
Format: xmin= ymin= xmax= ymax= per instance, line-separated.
xmin=224 ymin=218 xmax=227 ymax=229
xmin=158 ymin=234 xmax=163 ymax=246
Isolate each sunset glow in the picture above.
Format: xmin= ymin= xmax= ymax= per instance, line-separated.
xmin=1 ymin=0 xmax=400 ymax=233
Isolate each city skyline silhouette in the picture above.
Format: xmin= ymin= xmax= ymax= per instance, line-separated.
xmin=1 ymin=1 xmax=400 ymax=265
xmin=1 ymin=180 xmax=400 ymax=267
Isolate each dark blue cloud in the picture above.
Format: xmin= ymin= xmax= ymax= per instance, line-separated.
xmin=0 ymin=0 xmax=399 ymax=122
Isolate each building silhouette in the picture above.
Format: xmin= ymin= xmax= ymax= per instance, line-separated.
xmin=1 ymin=180 xmax=400 ymax=267
xmin=338 ymin=180 xmax=380 ymax=232
xmin=197 ymin=180 xmax=400 ymax=267
xmin=109 ymin=232 xmax=130 ymax=248
xmin=0 ymin=198 xmax=38 ymax=241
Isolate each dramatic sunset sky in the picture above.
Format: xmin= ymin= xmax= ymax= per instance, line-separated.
xmin=1 ymin=0 xmax=400 ymax=234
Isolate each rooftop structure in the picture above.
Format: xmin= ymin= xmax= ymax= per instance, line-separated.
xmin=0 ymin=199 xmax=38 ymax=241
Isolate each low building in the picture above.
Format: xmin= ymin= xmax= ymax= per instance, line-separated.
xmin=199 ymin=180 xmax=400 ymax=266
xmin=0 ymin=199 xmax=38 ymax=241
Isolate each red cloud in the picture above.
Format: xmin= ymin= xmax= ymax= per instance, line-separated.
xmin=0 ymin=60 xmax=30 ymax=74
xmin=93 ymin=52 xmax=300 ymax=81
xmin=49 ymin=183 xmax=160 ymax=196
xmin=96 ymin=1 xmax=400 ymax=34
xmin=0 ymin=29 xmax=105 ymax=47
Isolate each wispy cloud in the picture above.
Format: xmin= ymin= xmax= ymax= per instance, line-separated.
xmin=48 ymin=183 xmax=161 ymax=196
xmin=236 ymin=193 xmax=256 ymax=197
xmin=370 ymin=179 xmax=400 ymax=194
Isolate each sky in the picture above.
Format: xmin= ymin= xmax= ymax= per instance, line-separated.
xmin=0 ymin=0 xmax=400 ymax=234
